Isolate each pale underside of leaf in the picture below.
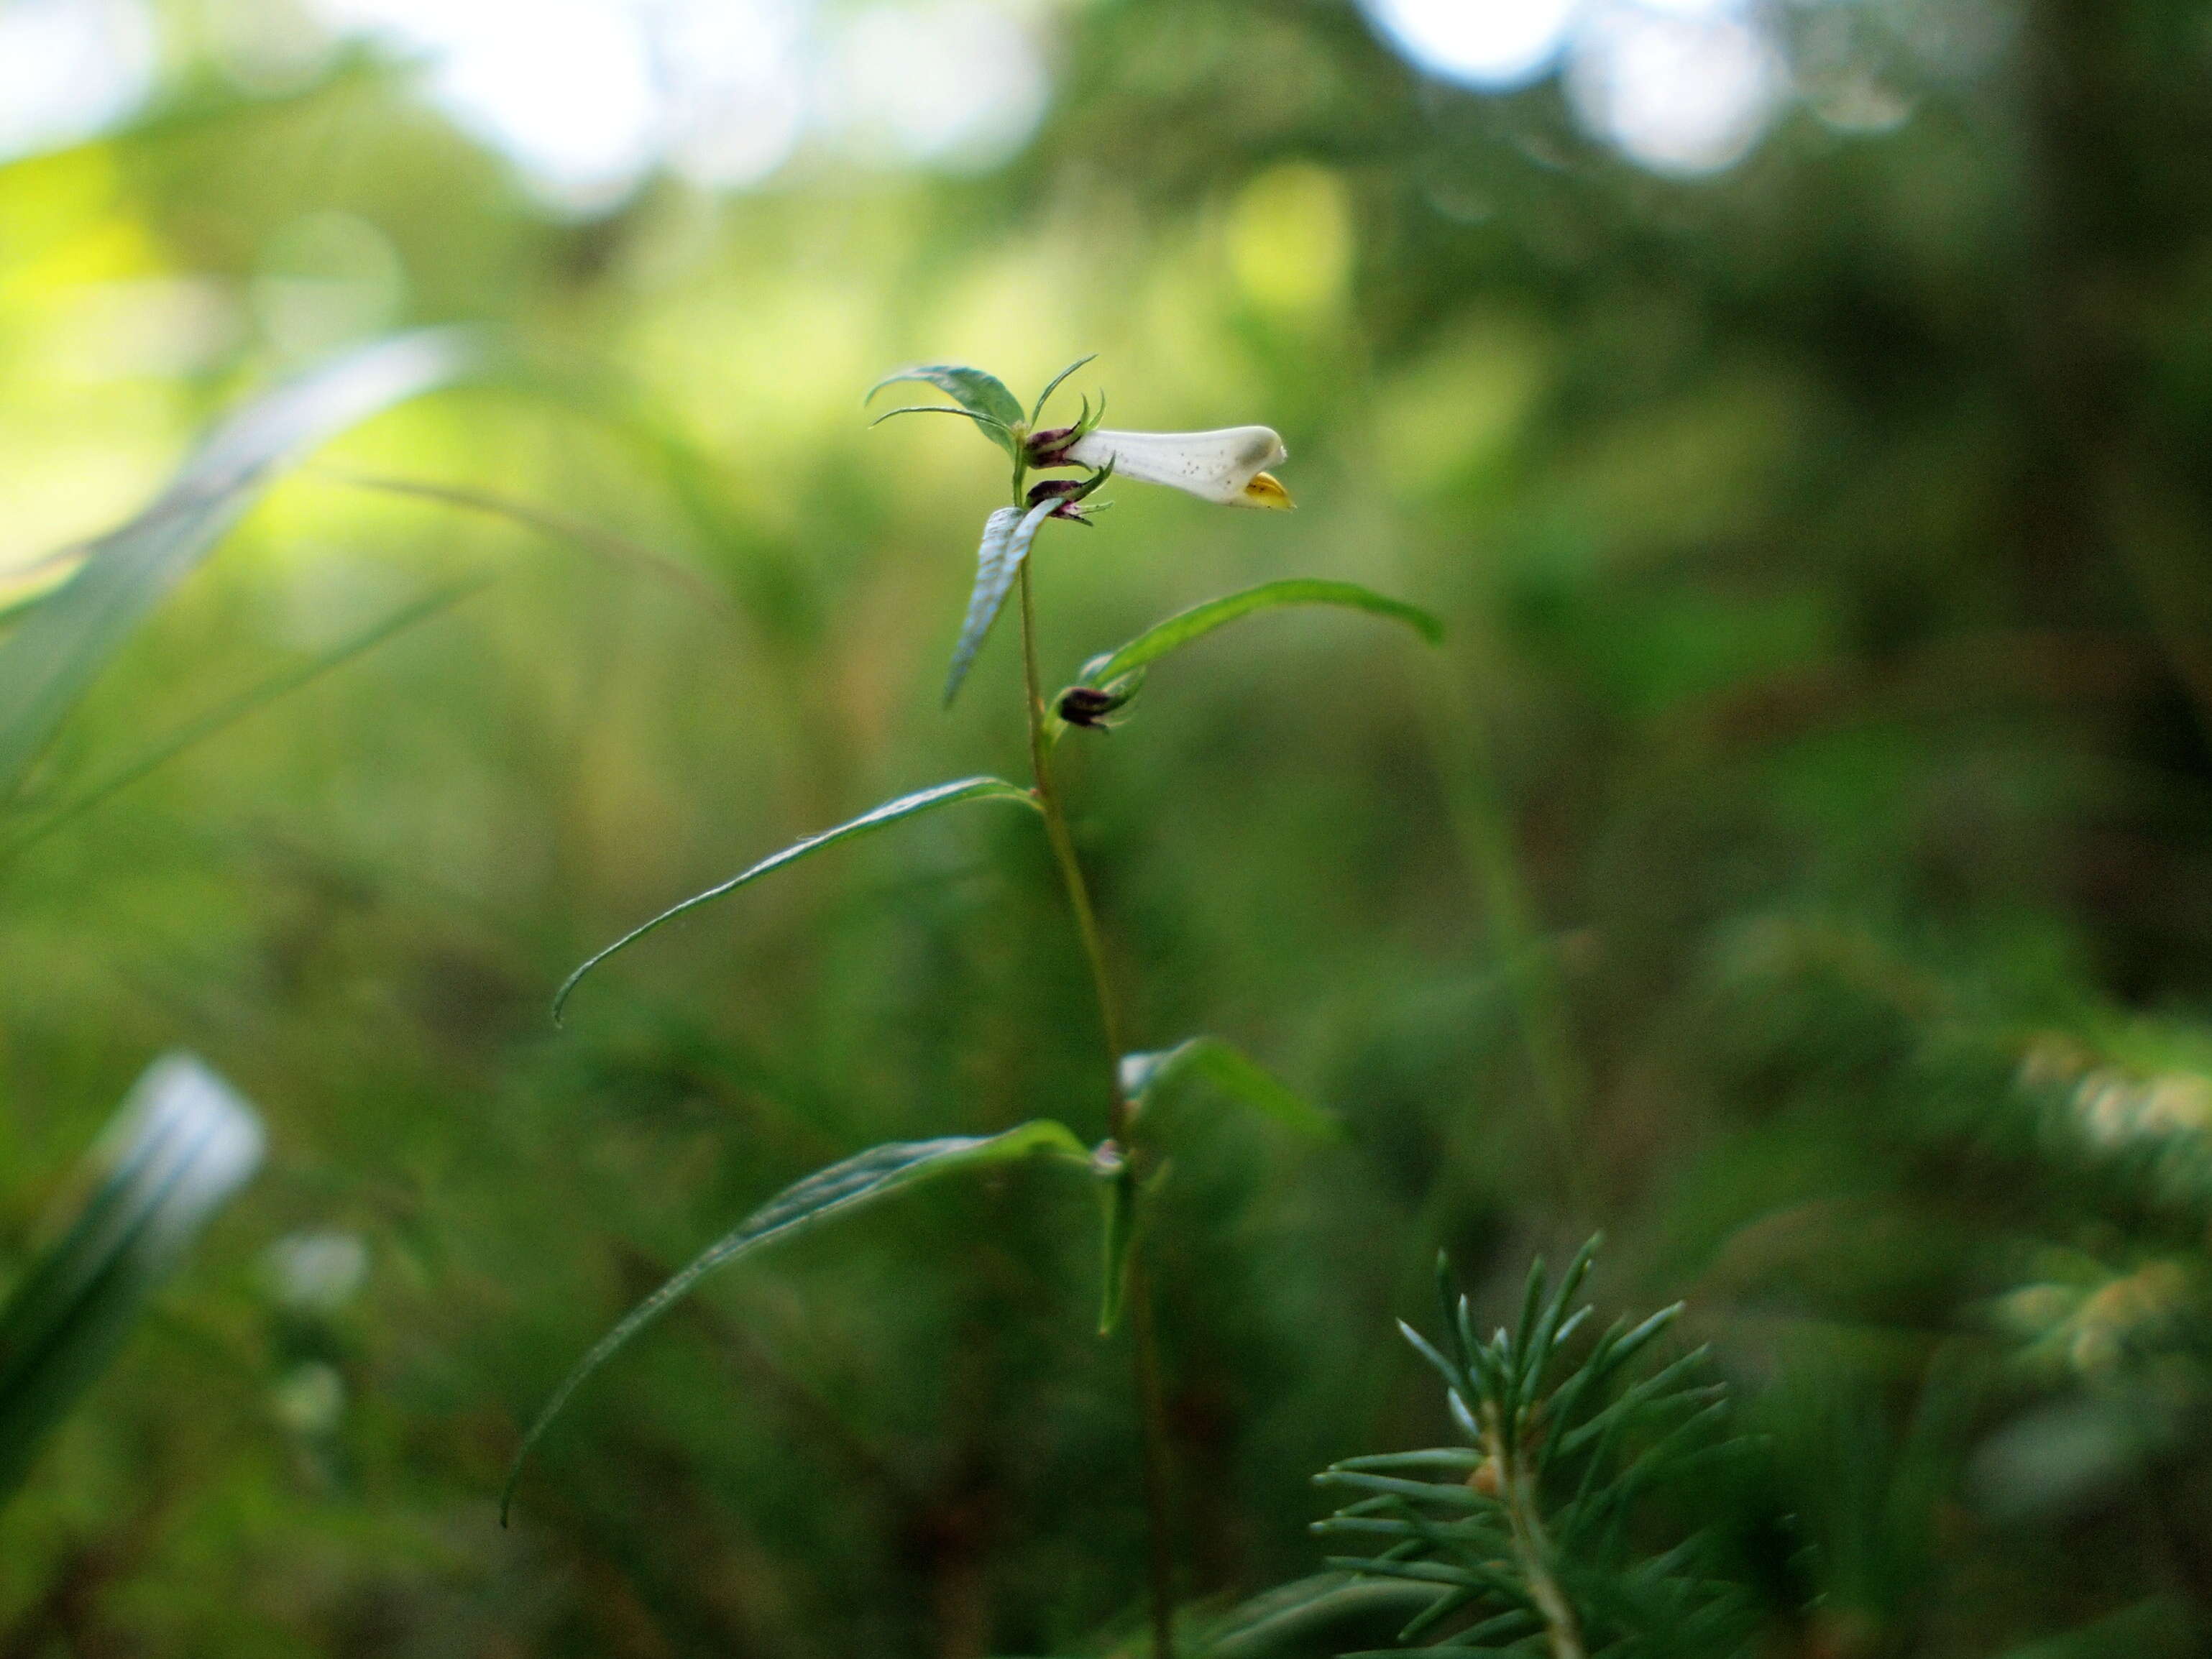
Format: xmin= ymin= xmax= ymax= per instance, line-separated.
xmin=551 ymin=776 xmax=1040 ymax=1021
xmin=1078 ymin=579 xmax=1443 ymax=689
xmin=0 ymin=328 xmax=476 ymax=807
xmin=502 ymin=1118 xmax=1089 ymax=1521
xmin=1119 ymin=1037 xmax=1342 ymax=1140
xmin=944 ymin=500 xmax=1058 ymax=707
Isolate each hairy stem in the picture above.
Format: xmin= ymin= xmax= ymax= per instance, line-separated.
xmin=1014 ymin=549 xmax=1175 ymax=1659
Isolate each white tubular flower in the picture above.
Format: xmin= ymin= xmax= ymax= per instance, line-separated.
xmin=1062 ymin=426 xmax=1293 ymax=509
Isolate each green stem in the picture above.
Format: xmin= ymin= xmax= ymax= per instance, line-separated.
xmin=1016 ymin=562 xmax=1130 ymax=1114
xmin=1013 ymin=548 xmax=1174 ymax=1659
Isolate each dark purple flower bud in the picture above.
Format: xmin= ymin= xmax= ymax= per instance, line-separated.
xmin=1027 ymin=425 xmax=1078 ymax=467
xmin=1057 ymin=684 xmax=1126 ymax=729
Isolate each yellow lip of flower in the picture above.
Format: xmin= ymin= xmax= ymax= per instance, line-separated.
xmin=1064 ymin=425 xmax=1291 ymax=507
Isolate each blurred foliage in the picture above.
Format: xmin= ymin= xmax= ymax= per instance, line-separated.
xmin=2 ymin=0 xmax=2212 ymax=1655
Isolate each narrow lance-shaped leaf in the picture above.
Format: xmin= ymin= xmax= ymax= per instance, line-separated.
xmin=1030 ymin=354 xmax=1097 ymax=425
xmin=553 ymin=776 xmax=1040 ymax=1021
xmin=1120 ymin=1037 xmax=1343 ymax=1140
xmin=944 ymin=500 xmax=1058 ymax=707
xmin=866 ymin=364 xmax=1025 ymax=457
xmin=1077 ymin=579 xmax=1443 ymax=690
xmin=502 ymin=1119 xmax=1090 ymax=1521
xmin=0 ymin=328 xmax=476 ymax=807
xmin=0 ymin=1054 xmax=265 ymax=1504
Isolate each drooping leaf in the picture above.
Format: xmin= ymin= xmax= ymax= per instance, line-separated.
xmin=866 ymin=364 xmax=1025 ymax=456
xmin=3 ymin=580 xmax=485 ymax=863
xmin=1119 ymin=1037 xmax=1342 ymax=1140
xmin=1077 ymin=579 xmax=1442 ymax=689
xmin=502 ymin=1119 xmax=1089 ymax=1520
xmin=0 ymin=328 xmax=475 ymax=807
xmin=553 ymin=776 xmax=1040 ymax=1021
xmin=944 ymin=500 xmax=1058 ymax=707
xmin=0 ymin=1054 xmax=265 ymax=1504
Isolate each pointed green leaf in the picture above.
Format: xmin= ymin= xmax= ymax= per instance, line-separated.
xmin=1119 ymin=1037 xmax=1342 ymax=1140
xmin=0 ymin=1055 xmax=264 ymax=1503
xmin=1031 ymin=354 xmax=1097 ymax=425
xmin=1078 ymin=580 xmax=1442 ymax=689
xmin=553 ymin=776 xmax=1040 ymax=1021
xmin=0 ymin=328 xmax=475 ymax=807
xmin=867 ymin=363 xmax=1025 ymax=456
xmin=502 ymin=1118 xmax=1088 ymax=1520
xmin=944 ymin=500 xmax=1058 ymax=707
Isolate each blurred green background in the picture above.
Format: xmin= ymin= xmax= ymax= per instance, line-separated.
xmin=4 ymin=0 xmax=2212 ymax=1653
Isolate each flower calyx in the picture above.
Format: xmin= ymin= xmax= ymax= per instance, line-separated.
xmin=1025 ymin=387 xmax=1109 ymax=469
xmin=1055 ymin=671 xmax=1144 ymax=732
xmin=1024 ymin=461 xmax=1114 ymax=525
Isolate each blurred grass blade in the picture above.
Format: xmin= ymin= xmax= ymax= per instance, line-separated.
xmin=0 ymin=328 xmax=476 ymax=806
xmin=1119 ymin=1038 xmax=1342 ymax=1140
xmin=866 ymin=363 xmax=1025 ymax=456
xmin=2 ymin=580 xmax=485 ymax=863
xmin=1078 ymin=580 xmax=1442 ymax=687
xmin=0 ymin=1054 xmax=265 ymax=1504
xmin=502 ymin=1118 xmax=1089 ymax=1521
xmin=553 ymin=776 xmax=1041 ymax=1021
xmin=314 ymin=469 xmax=731 ymax=615
xmin=946 ymin=501 xmax=1058 ymax=707
xmin=0 ymin=548 xmax=88 ymax=625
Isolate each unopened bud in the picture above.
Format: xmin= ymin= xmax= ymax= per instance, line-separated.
xmin=1058 ymin=686 xmax=1121 ymax=727
xmin=1027 ymin=426 xmax=1078 ymax=467
xmin=1025 ymin=477 xmax=1096 ymax=524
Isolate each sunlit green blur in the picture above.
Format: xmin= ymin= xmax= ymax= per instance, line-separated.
xmin=4 ymin=0 xmax=2212 ymax=1653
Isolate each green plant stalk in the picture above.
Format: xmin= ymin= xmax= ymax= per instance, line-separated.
xmin=1482 ymin=1400 xmax=1585 ymax=1659
xmin=1009 ymin=458 xmax=1175 ymax=1659
xmin=1016 ymin=561 xmax=1131 ymax=1098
